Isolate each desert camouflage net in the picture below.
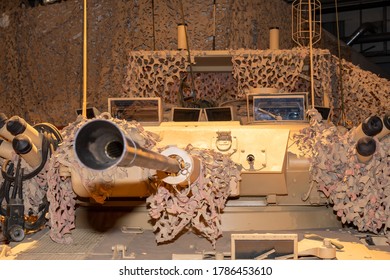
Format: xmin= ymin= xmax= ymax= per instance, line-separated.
xmin=124 ymin=49 xmax=334 ymax=107
xmin=124 ymin=50 xmax=191 ymax=105
xmin=124 ymin=50 xmax=237 ymax=107
xmin=124 ymin=48 xmax=388 ymax=126
xmin=294 ymin=109 xmax=390 ymax=236
xmin=231 ymin=48 xmax=334 ymax=108
xmin=0 ymin=0 xmax=377 ymax=127
xmin=147 ymin=144 xmax=241 ymax=247
xmin=334 ymin=57 xmax=390 ymax=126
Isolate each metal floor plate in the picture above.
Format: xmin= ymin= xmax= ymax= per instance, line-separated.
xmin=15 ymin=228 xmax=105 ymax=260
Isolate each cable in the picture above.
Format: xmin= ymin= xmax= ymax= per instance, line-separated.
xmin=11 ymin=159 xmax=21 ymax=199
xmin=0 ymin=162 xmax=14 ymax=216
xmin=179 ymin=0 xmax=196 ymax=100
xmin=82 ymin=0 xmax=88 ymax=118
xmin=24 ymin=196 xmax=49 ymax=231
xmin=152 ymin=0 xmax=156 ymax=50
xmin=301 ymin=181 xmax=314 ymax=201
xmin=0 ymin=125 xmax=62 ymax=232
xmin=335 ymin=0 xmax=347 ymax=127
xmin=308 ymin=0 xmax=315 ymax=110
xmin=34 ymin=123 xmax=63 ymax=146
xmin=213 ymin=0 xmax=216 ymax=50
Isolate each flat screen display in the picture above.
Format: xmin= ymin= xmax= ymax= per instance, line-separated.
xmin=171 ymin=107 xmax=202 ymax=122
xmin=108 ymin=97 xmax=162 ymax=124
xmin=253 ymin=94 xmax=306 ymax=121
xmin=204 ymin=107 xmax=233 ymax=121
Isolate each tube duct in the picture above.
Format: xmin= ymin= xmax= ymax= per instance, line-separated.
xmin=0 ymin=113 xmax=14 ymax=141
xmin=6 ymin=116 xmax=42 ymax=150
xmin=376 ymin=113 xmax=390 ymax=140
xmin=352 ymin=115 xmax=383 ymax=141
xmin=12 ymin=134 xmax=42 ymax=168
xmin=356 ymin=136 xmax=376 ymax=164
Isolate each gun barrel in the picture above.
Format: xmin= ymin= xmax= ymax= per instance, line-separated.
xmin=74 ymin=119 xmax=181 ymax=173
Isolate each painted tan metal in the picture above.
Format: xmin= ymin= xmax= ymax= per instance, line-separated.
xmin=71 ymin=119 xmax=341 ymax=231
xmin=70 ymin=121 xmax=318 ymax=207
xmin=70 ymin=166 xmax=151 ymax=198
xmin=0 ymin=140 xmax=14 ymax=160
xmin=148 ymin=121 xmax=294 ymax=197
xmin=298 ymin=240 xmax=337 ymax=259
xmin=73 ymin=200 xmax=342 ymax=232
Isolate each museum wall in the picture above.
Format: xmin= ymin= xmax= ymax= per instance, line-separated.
xmin=0 ymin=0 xmax=384 ymax=127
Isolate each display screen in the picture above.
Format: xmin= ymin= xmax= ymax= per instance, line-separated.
xmin=315 ymin=106 xmax=331 ymax=121
xmin=108 ymin=98 xmax=161 ymax=124
xmin=253 ymin=94 xmax=306 ymax=121
xmin=204 ymin=107 xmax=233 ymax=121
xmin=172 ymin=107 xmax=202 ymax=122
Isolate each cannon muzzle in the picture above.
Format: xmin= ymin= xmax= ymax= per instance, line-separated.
xmin=74 ymin=119 xmax=181 ymax=173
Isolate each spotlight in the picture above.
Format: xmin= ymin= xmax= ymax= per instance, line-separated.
xmin=41 ymin=0 xmax=62 ymax=4
xmin=22 ymin=0 xmax=63 ymax=8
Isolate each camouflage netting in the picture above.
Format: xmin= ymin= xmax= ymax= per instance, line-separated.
xmin=336 ymin=58 xmax=390 ymax=126
xmin=294 ymin=109 xmax=390 ymax=235
xmin=123 ymin=48 xmax=388 ymax=125
xmin=231 ymin=48 xmax=334 ymax=108
xmin=147 ymin=145 xmax=240 ymax=247
xmin=0 ymin=0 xmax=301 ymax=126
xmin=1 ymin=0 xmax=357 ymax=127
xmin=123 ymin=50 xmax=238 ymax=107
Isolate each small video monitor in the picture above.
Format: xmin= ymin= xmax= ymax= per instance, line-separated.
xmin=253 ymin=93 xmax=306 ymax=121
xmin=204 ymin=107 xmax=234 ymax=121
xmin=314 ymin=106 xmax=331 ymax=121
xmin=108 ymin=97 xmax=162 ymax=125
xmin=171 ymin=107 xmax=202 ymax=122
xmin=76 ymin=107 xmax=101 ymax=119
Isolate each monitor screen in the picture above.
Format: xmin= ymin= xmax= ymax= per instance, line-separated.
xmin=76 ymin=107 xmax=100 ymax=119
xmin=108 ymin=97 xmax=162 ymax=124
xmin=253 ymin=94 xmax=306 ymax=121
xmin=204 ymin=107 xmax=233 ymax=121
xmin=171 ymin=107 xmax=202 ymax=122
xmin=314 ymin=106 xmax=331 ymax=121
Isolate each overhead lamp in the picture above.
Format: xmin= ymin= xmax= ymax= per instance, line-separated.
xmin=42 ymin=0 xmax=62 ymax=4
xmin=23 ymin=0 xmax=62 ymax=7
